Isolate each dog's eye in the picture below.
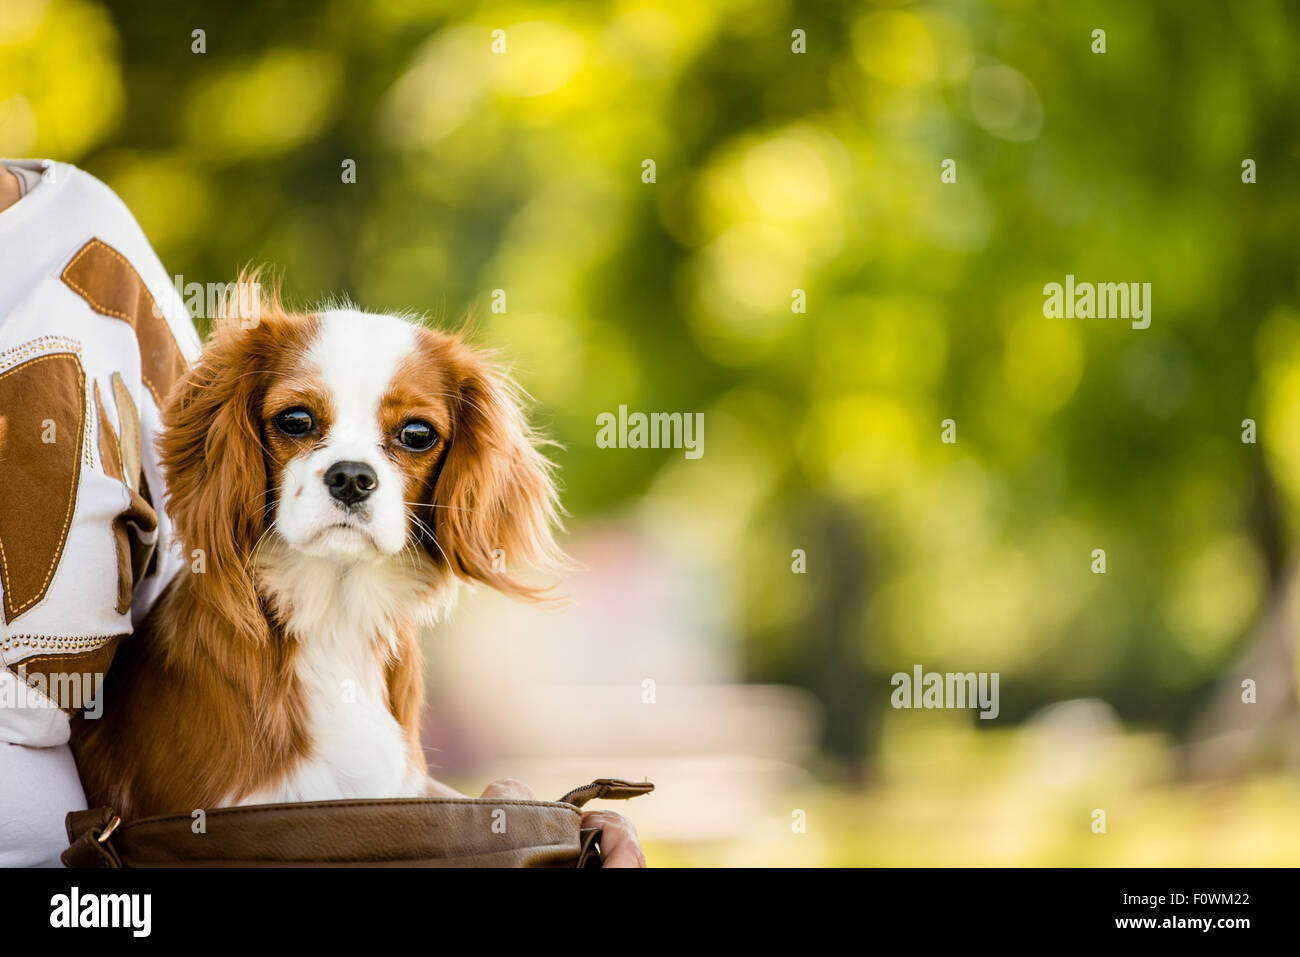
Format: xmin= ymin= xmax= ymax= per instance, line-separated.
xmin=274 ymin=408 xmax=314 ymax=437
xmin=396 ymin=420 xmax=437 ymax=451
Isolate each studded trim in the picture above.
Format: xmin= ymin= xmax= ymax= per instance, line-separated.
xmin=1 ymin=634 xmax=115 ymax=657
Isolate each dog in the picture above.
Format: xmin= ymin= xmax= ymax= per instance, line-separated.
xmin=72 ymin=279 xmax=563 ymax=819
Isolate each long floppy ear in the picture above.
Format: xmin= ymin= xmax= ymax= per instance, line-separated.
xmin=158 ymin=277 xmax=295 ymax=642
xmin=429 ymin=341 xmax=566 ymax=602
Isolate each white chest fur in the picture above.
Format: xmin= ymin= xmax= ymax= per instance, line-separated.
xmin=236 ymin=549 xmax=441 ymax=805
xmin=261 ymin=625 xmax=418 ymax=803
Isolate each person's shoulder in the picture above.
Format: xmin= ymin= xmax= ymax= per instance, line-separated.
xmin=24 ymin=160 xmax=156 ymax=255
xmin=43 ymin=161 xmax=169 ymax=283
xmin=50 ymin=161 xmax=138 ymax=222
xmin=39 ymin=160 xmax=202 ymax=356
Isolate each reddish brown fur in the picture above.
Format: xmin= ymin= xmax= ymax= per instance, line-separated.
xmin=384 ymin=624 xmax=428 ymax=777
xmin=412 ymin=332 xmax=564 ymax=600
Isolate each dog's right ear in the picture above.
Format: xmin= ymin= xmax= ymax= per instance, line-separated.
xmin=158 ymin=274 xmax=294 ymax=643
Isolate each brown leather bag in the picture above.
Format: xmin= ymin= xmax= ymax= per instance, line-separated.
xmin=62 ymin=778 xmax=653 ymax=868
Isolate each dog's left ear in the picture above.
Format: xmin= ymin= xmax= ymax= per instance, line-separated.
xmin=427 ymin=340 xmax=565 ymax=601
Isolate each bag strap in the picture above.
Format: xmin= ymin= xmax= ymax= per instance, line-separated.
xmin=63 ymin=806 xmax=124 ymax=868
xmin=562 ymin=778 xmax=655 ymax=868
xmin=558 ymin=778 xmax=655 ymax=808
xmin=576 ymin=827 xmax=603 ymax=868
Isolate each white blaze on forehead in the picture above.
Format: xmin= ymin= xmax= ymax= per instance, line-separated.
xmin=308 ymin=309 xmax=419 ymax=438
xmin=271 ymin=308 xmax=421 ymax=559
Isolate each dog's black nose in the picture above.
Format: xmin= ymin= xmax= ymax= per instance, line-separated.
xmin=324 ymin=460 xmax=377 ymax=506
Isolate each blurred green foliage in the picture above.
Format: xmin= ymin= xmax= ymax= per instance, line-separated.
xmin=5 ymin=0 xmax=1300 ymax=771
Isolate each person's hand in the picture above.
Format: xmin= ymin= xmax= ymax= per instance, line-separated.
xmin=479 ymin=778 xmax=647 ymax=868
xmin=479 ymin=777 xmax=537 ymax=800
xmin=579 ymin=809 xmax=645 ymax=867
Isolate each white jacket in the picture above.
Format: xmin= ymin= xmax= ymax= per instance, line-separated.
xmin=0 ymin=160 xmax=201 ymax=865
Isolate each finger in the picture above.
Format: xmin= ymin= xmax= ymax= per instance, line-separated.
xmin=424 ymin=777 xmax=465 ymax=798
xmin=479 ymin=777 xmax=537 ymax=800
xmin=582 ymin=810 xmax=646 ymax=868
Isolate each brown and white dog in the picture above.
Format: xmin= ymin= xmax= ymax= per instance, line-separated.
xmin=72 ymin=281 xmax=563 ymax=819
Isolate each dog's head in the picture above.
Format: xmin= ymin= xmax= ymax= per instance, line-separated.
xmin=159 ymin=280 xmax=563 ymax=641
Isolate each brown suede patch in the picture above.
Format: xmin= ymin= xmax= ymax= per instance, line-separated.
xmin=113 ymin=486 xmax=158 ymax=614
xmin=111 ymin=371 xmax=142 ymax=492
xmin=94 ymin=379 xmax=157 ymax=614
xmin=0 ymin=353 xmax=86 ymax=622
xmin=95 ymin=381 xmax=130 ymax=613
xmin=61 ymin=238 xmax=187 ymax=407
xmin=11 ymin=636 xmax=123 ymax=714
xmin=95 ymin=380 xmax=124 ymax=481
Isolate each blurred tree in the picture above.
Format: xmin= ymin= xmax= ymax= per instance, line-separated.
xmin=6 ymin=0 xmax=1299 ymax=768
